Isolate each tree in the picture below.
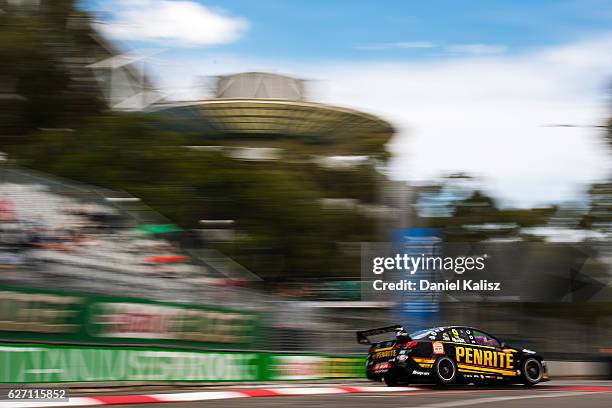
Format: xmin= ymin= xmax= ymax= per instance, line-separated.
xmin=416 ymin=176 xmax=555 ymax=241
xmin=0 ymin=0 xmax=105 ymax=143
xmin=19 ymin=114 xmax=380 ymax=280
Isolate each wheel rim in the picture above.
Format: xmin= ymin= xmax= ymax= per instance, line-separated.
xmin=438 ymin=359 xmax=455 ymax=381
xmin=525 ymin=360 xmax=541 ymax=382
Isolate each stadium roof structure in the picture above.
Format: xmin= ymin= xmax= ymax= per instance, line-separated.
xmin=153 ymin=98 xmax=393 ymax=138
xmin=151 ymin=72 xmax=394 ymax=142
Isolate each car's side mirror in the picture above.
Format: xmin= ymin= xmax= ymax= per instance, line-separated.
xmin=500 ymin=341 xmax=507 ymax=348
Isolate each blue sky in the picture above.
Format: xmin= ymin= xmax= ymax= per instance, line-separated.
xmin=86 ymin=0 xmax=612 ymax=59
xmin=83 ymin=0 xmax=612 ymax=207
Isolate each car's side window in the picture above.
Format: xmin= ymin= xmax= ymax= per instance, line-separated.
xmin=443 ymin=327 xmax=469 ymax=343
xmin=472 ymin=330 xmax=500 ymax=347
xmin=425 ymin=328 xmax=443 ymax=341
xmin=463 ymin=328 xmax=476 ymax=344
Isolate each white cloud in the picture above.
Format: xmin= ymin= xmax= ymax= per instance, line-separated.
xmin=152 ymin=34 xmax=612 ymax=206
xmin=97 ymin=0 xmax=249 ymax=47
xmin=355 ymin=41 xmax=436 ymax=51
xmin=355 ymin=41 xmax=507 ymax=56
xmin=444 ymin=43 xmax=507 ymax=55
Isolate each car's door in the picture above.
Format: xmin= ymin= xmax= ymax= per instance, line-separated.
xmin=455 ymin=328 xmax=518 ymax=376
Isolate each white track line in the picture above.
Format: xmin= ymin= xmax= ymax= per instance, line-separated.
xmin=353 ymin=386 xmax=420 ymax=392
xmin=269 ymin=387 xmax=348 ymax=395
xmin=400 ymin=391 xmax=595 ymax=408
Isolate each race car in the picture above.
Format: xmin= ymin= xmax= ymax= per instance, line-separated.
xmin=357 ymin=324 xmax=549 ymax=386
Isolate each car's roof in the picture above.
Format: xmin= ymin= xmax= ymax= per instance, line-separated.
xmin=414 ymin=325 xmax=489 ymax=333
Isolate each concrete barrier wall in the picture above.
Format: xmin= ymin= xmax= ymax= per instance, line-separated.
xmin=547 ymin=360 xmax=609 ymax=378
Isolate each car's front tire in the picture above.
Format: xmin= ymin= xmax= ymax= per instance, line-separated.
xmin=433 ymin=356 xmax=457 ymax=385
xmin=521 ymin=357 xmax=543 ymax=386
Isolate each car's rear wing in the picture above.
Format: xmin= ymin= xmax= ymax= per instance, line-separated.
xmin=356 ymin=324 xmax=407 ymax=345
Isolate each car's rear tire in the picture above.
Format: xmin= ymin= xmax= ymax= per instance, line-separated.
xmin=433 ymin=356 xmax=457 ymax=385
xmin=383 ymin=374 xmax=398 ymax=386
xmin=521 ymin=357 xmax=543 ymax=386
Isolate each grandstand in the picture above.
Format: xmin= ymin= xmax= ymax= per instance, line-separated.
xmin=0 ymin=167 xmax=260 ymax=305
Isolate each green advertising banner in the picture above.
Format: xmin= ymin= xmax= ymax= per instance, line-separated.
xmin=0 ymin=343 xmax=266 ymax=383
xmin=269 ymin=354 xmax=365 ymax=380
xmin=0 ymin=343 xmax=365 ymax=383
xmin=0 ymin=284 xmax=261 ymax=350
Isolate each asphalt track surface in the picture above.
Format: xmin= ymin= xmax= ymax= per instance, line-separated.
xmin=67 ymin=380 xmax=612 ymax=408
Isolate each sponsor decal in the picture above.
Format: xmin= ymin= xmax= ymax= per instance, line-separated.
xmin=373 ymin=350 xmax=397 ymax=359
xmin=411 ymin=357 xmax=435 ymax=369
xmin=412 ymin=370 xmax=429 ymax=376
xmin=373 ymin=362 xmax=391 ymax=372
xmin=433 ymin=342 xmax=445 ymax=354
xmin=455 ymin=346 xmax=515 ymax=371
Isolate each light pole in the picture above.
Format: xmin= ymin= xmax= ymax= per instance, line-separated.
xmin=198 ymin=220 xmax=236 ymax=241
xmin=104 ymin=197 xmax=142 ymax=227
xmin=198 ymin=219 xmax=236 ymax=255
xmin=0 ymin=152 xmax=7 ymax=184
xmin=198 ymin=219 xmax=235 ymax=226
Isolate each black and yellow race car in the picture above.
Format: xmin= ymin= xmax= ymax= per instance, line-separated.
xmin=357 ymin=324 xmax=549 ymax=386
